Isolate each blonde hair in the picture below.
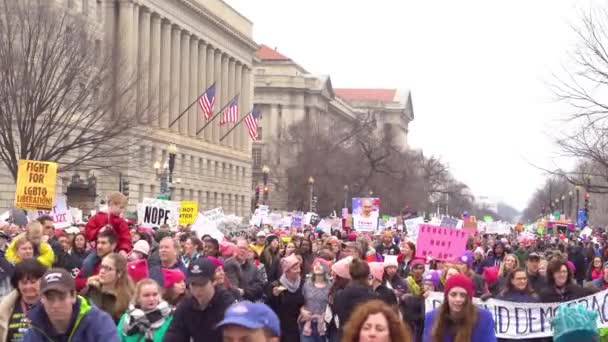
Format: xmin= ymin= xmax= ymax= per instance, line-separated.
xmin=14 ymin=235 xmax=33 ymax=250
xmin=26 ymin=221 xmax=43 ymax=240
xmin=107 ymin=191 xmax=127 ymax=207
xmin=133 ymin=278 xmax=161 ymax=306
xmin=498 ymin=253 xmax=520 ymax=277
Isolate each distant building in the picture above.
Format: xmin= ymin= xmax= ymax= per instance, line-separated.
xmin=252 ymin=45 xmax=414 ymax=211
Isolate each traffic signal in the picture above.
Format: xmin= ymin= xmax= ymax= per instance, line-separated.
xmin=121 ymin=178 xmax=130 ymax=197
xmin=255 ymin=186 xmax=260 ymax=203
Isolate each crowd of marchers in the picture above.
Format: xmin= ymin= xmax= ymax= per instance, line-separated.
xmin=0 ymin=192 xmax=605 ymax=341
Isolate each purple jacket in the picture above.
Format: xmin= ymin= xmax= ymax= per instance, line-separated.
xmin=423 ymin=307 xmax=496 ymax=342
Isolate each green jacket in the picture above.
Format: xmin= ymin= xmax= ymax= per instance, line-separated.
xmin=117 ymin=313 xmax=173 ymax=342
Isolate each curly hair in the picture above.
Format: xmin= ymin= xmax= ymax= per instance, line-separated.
xmin=341 ymin=300 xmax=413 ymax=342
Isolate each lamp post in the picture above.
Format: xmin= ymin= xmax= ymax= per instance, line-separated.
xmin=343 ymin=185 xmax=349 ymax=209
xmin=568 ymin=191 xmax=573 ymax=219
xmin=262 ymin=165 xmax=270 ymax=205
xmin=168 ymin=144 xmax=177 ymax=183
xmin=561 ymin=195 xmax=565 ymax=214
xmin=576 ymin=186 xmax=580 ymax=213
xmin=154 ymin=144 xmax=178 ymax=200
xmin=308 ymin=177 xmax=314 ymax=212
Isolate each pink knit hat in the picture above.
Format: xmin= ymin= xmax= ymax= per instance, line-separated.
xmin=207 ymin=256 xmax=224 ymax=268
xmin=331 ymin=256 xmax=353 ymax=280
xmin=281 ymin=254 xmax=300 ymax=273
xmin=312 ymin=258 xmax=331 ymax=273
xmin=368 ymin=262 xmax=385 ymax=282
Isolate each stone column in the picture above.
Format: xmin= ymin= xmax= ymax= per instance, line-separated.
xmin=159 ymin=20 xmax=171 ymax=129
xmin=204 ymin=46 xmax=214 ymax=142
xmin=189 ymin=37 xmax=198 ymax=137
xmin=180 ymin=32 xmax=190 ymax=136
xmin=234 ymin=62 xmax=243 ymax=150
xmin=197 ymin=42 xmax=207 ymax=139
xmin=138 ymin=8 xmax=150 ymax=124
xmin=149 ymin=14 xmax=161 ymax=128
xmin=227 ymin=58 xmax=235 ymax=148
xmin=241 ymin=66 xmax=252 ymax=151
xmin=117 ymin=1 xmax=134 ymax=119
xmin=220 ymin=54 xmax=229 ymax=146
xmin=213 ymin=49 xmax=222 ymax=144
xmin=170 ymin=26 xmax=181 ymax=133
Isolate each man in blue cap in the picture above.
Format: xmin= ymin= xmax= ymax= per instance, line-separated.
xmin=217 ymin=301 xmax=281 ymax=342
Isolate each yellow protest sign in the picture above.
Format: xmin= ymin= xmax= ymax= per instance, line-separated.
xmin=15 ymin=160 xmax=58 ymax=210
xmin=179 ymin=201 xmax=198 ymax=225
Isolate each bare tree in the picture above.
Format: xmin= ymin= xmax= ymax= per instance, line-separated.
xmin=0 ymin=0 xmax=155 ymax=180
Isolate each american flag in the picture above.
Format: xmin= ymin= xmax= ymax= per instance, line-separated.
xmin=197 ymin=83 xmax=216 ymax=120
xmin=219 ymin=95 xmax=239 ymax=125
xmin=244 ymin=107 xmax=262 ymax=141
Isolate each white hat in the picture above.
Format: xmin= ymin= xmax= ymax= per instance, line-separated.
xmin=132 ymin=240 xmax=150 ymax=256
xmin=256 ymin=231 xmax=266 ymax=238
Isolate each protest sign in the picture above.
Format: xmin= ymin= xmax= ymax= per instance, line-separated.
xmin=35 ymin=195 xmax=72 ymax=229
xmin=192 ymin=213 xmax=224 ymax=241
xmin=178 ymin=201 xmax=198 ymax=225
xmin=269 ymin=213 xmax=283 ymax=228
xmin=137 ymin=198 xmax=180 ymax=228
xmin=303 ymin=212 xmax=320 ymax=226
xmin=440 ymin=217 xmax=459 ymax=228
xmin=403 ymin=217 xmax=424 ymax=242
xmin=202 ymin=207 xmax=224 ymax=224
xmin=341 ymin=208 xmax=349 ymax=219
xmin=15 ymin=160 xmax=58 ymax=210
xmin=69 ymin=208 xmax=83 ymax=224
xmin=415 ymin=224 xmax=468 ymax=260
xmin=292 ymin=215 xmax=303 ymax=228
xmin=425 ymin=289 xmax=608 ymax=339
xmin=463 ymin=221 xmax=478 ymax=235
xmin=581 ymin=227 xmax=593 ymax=237
xmin=486 ymin=221 xmax=510 ymax=235
xmin=317 ymin=218 xmax=333 ymax=235
xmin=352 ymin=197 xmax=380 ymax=231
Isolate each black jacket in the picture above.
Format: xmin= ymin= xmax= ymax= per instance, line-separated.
xmin=527 ymin=272 xmax=547 ymax=294
xmin=266 ymin=280 xmax=306 ymax=342
xmin=374 ymin=284 xmax=397 ymax=307
xmin=164 ymin=288 xmax=237 ymax=342
xmin=334 ymin=283 xmax=377 ymax=335
xmin=539 ymin=283 xmax=592 ymax=303
xmin=224 ymin=258 xmax=264 ymax=301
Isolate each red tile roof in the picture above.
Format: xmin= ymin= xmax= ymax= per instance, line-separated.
xmin=256 ymin=44 xmax=290 ymax=61
xmin=334 ymin=88 xmax=397 ymax=102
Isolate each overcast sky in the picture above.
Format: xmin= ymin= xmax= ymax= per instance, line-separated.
xmin=227 ymin=0 xmax=593 ymax=210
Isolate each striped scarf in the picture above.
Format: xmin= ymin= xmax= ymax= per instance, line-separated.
xmin=122 ymin=300 xmax=172 ymax=342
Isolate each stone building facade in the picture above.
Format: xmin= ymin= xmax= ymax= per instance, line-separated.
xmin=0 ymin=0 xmax=257 ymax=217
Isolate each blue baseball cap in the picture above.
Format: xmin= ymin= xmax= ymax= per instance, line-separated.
xmin=217 ymin=301 xmax=280 ymax=337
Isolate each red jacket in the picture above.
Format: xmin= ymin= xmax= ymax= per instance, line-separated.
xmin=85 ymin=211 xmax=132 ymax=253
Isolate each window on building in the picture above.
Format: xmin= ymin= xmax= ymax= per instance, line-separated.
xmin=257 ymin=126 xmax=263 ymax=141
xmin=96 ymin=0 xmax=103 ymax=23
xmin=138 ymin=184 xmax=144 ymax=203
xmin=199 ymin=157 xmax=203 ymax=173
xmin=82 ymin=0 xmax=89 ymax=15
xmin=139 ymin=146 xmax=145 ymax=167
xmin=252 ymin=147 xmax=262 ymax=170
xmin=305 ymin=107 xmax=310 ymax=125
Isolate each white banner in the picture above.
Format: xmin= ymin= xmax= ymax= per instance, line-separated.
xmin=35 ymin=195 xmax=72 ymax=229
xmin=404 ymin=216 xmax=424 ymax=242
xmin=485 ymin=221 xmax=510 ymax=235
xmin=137 ymin=198 xmax=180 ymax=228
xmin=425 ymin=289 xmax=608 ymax=339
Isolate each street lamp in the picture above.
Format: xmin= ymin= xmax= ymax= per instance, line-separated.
xmin=262 ymin=165 xmax=270 ymax=205
xmin=343 ymin=185 xmax=349 ymax=209
xmin=308 ymin=177 xmax=315 ymax=212
xmin=168 ymin=144 xmax=177 ymax=183
xmin=561 ymin=195 xmax=565 ymax=214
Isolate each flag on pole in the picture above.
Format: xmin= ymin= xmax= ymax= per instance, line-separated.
xmin=197 ymin=83 xmax=216 ymax=120
xmin=219 ymin=95 xmax=239 ymax=125
xmin=244 ymin=107 xmax=262 ymax=141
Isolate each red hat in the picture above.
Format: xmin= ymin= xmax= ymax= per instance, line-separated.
xmin=127 ymin=259 xmax=149 ymax=283
xmin=483 ymin=266 xmax=499 ymax=286
xmin=347 ymin=233 xmax=357 ymax=242
xmin=161 ymin=268 xmax=185 ymax=289
xmin=207 ymin=256 xmax=224 ymax=268
xmin=444 ymin=273 xmax=474 ymax=298
xmin=410 ymin=258 xmax=425 ymax=269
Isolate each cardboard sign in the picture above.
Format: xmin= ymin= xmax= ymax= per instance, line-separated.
xmin=15 ymin=160 xmax=58 ymax=210
xmin=192 ymin=214 xmax=224 ymax=241
xmin=463 ymin=221 xmax=478 ymax=235
xmin=425 ymin=289 xmax=608 ymax=339
xmin=403 ymin=216 xmax=424 ymax=242
xmin=202 ymin=207 xmax=224 ymax=224
xmin=440 ymin=217 xmax=459 ymax=228
xmin=137 ymin=198 xmax=180 ymax=228
xmin=179 ymin=201 xmax=198 ymax=225
xmin=35 ymin=195 xmax=72 ymax=229
xmin=486 ymin=221 xmax=510 ymax=235
xmin=415 ymin=224 xmax=468 ymax=260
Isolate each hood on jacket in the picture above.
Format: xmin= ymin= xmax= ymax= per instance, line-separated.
xmin=27 ymin=295 xmax=92 ymax=339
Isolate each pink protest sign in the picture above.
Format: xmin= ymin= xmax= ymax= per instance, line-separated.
xmin=415 ymin=224 xmax=468 ymax=261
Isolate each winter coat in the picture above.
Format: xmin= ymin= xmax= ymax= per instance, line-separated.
xmin=80 ymin=283 xmax=127 ymax=323
xmin=117 ymin=312 xmax=173 ymax=342
xmin=85 ymin=211 xmax=132 ymax=253
xmin=74 ymin=260 xmax=101 ymax=291
xmin=224 ymin=257 xmax=264 ymax=301
xmin=164 ymin=289 xmax=237 ymax=342
xmin=333 ymin=283 xmax=377 ymax=336
xmin=5 ymin=233 xmax=54 ymax=267
xmin=23 ymin=295 xmax=119 ymax=342
xmin=539 ymin=283 xmax=592 ymax=303
xmin=266 ymin=279 xmax=306 ymax=342
xmin=148 ymin=260 xmax=187 ymax=287
xmin=374 ymin=284 xmax=397 ymax=307
xmin=0 ymin=290 xmax=21 ymax=341
xmin=527 ymin=272 xmax=547 ymax=294
xmin=497 ymin=290 xmax=539 ymax=303
xmin=423 ymin=306 xmax=497 ymax=342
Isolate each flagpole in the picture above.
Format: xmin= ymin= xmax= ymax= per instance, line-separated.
xmin=219 ymin=110 xmax=249 ymax=142
xmin=168 ymin=83 xmax=215 ymax=129
xmin=195 ymin=93 xmax=239 ymax=136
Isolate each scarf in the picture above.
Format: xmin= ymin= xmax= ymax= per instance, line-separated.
xmin=122 ymin=300 xmax=172 ymax=342
xmin=181 ymin=253 xmax=199 ymax=268
xmin=279 ymin=274 xmax=301 ymax=293
xmin=406 ymin=276 xmax=422 ymax=296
